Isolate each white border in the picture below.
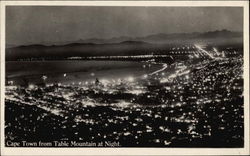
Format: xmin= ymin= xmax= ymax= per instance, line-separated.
xmin=0 ymin=1 xmax=249 ymax=155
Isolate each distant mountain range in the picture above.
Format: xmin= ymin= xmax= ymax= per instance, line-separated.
xmin=7 ymin=29 xmax=242 ymax=47
xmin=6 ymin=30 xmax=243 ymax=61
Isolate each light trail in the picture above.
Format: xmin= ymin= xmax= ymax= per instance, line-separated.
xmin=213 ymin=47 xmax=220 ymax=55
xmin=160 ymin=65 xmax=189 ymax=83
xmin=149 ymin=64 xmax=168 ymax=76
xmin=194 ymin=44 xmax=214 ymax=59
xmin=196 ymin=50 xmax=204 ymax=57
xmin=194 ymin=51 xmax=200 ymax=58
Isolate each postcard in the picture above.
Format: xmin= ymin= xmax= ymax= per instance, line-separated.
xmin=0 ymin=1 xmax=249 ymax=155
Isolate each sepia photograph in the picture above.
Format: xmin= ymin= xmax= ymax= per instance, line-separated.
xmin=0 ymin=1 xmax=249 ymax=155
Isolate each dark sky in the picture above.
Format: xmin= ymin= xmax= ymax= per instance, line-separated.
xmin=6 ymin=6 xmax=243 ymax=45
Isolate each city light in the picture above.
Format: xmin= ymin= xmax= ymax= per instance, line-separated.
xmin=5 ymin=44 xmax=243 ymax=147
xmin=126 ymin=76 xmax=135 ymax=82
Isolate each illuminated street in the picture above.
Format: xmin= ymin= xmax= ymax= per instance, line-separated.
xmin=5 ymin=44 xmax=244 ymax=147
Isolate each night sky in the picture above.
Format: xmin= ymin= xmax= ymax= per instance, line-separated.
xmin=6 ymin=6 xmax=243 ymax=45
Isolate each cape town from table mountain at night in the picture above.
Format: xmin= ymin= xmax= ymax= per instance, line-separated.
xmin=5 ymin=6 xmax=244 ymax=147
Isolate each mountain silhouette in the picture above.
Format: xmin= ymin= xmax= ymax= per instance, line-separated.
xmin=6 ymin=30 xmax=243 ymax=61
